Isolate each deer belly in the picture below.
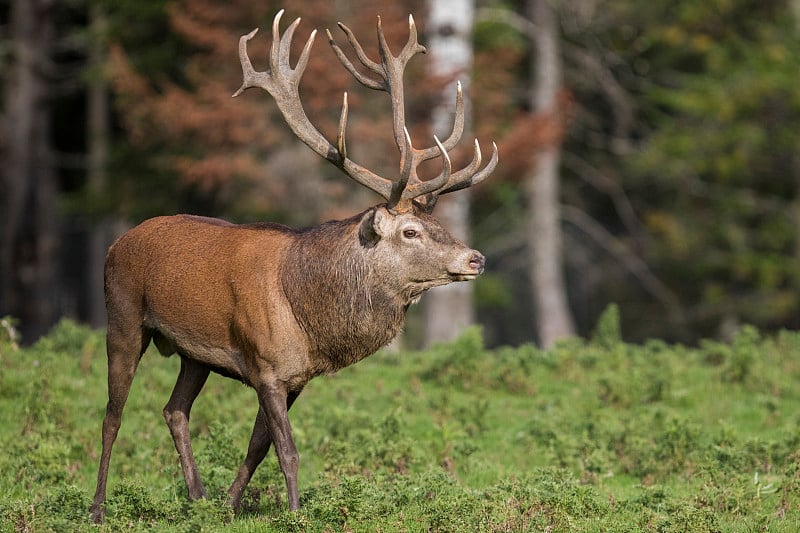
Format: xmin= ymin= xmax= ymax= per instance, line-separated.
xmin=145 ymin=309 xmax=244 ymax=378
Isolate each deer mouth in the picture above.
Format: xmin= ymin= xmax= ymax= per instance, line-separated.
xmin=448 ymin=272 xmax=480 ymax=282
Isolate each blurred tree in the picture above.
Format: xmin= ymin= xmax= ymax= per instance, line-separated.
xmin=105 ymin=0 xmax=293 ymax=221
xmin=615 ymin=0 xmax=800 ymax=337
xmin=424 ymin=0 xmax=479 ymax=345
xmin=0 ymin=0 xmax=58 ymax=341
xmin=105 ymin=0 xmax=428 ymax=226
xmin=525 ymin=0 xmax=576 ymax=347
xmin=470 ymin=1 xmax=582 ymax=347
xmin=85 ymin=3 xmax=122 ymax=328
xmin=471 ymin=0 xmax=800 ymax=343
xmin=555 ymin=0 xmax=688 ymax=341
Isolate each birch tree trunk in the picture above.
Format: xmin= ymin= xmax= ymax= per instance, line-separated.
xmin=0 ymin=0 xmax=58 ymax=341
xmin=424 ymin=0 xmax=477 ymax=345
xmin=526 ymin=0 xmax=576 ymax=346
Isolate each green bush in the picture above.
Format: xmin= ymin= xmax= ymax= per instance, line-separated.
xmin=591 ymin=303 xmax=623 ymax=348
xmin=105 ymin=479 xmax=167 ymax=525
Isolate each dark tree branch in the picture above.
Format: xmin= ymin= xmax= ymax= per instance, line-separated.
xmin=561 ymin=204 xmax=687 ymax=336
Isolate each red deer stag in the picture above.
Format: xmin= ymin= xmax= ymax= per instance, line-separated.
xmin=90 ymin=9 xmax=497 ymax=522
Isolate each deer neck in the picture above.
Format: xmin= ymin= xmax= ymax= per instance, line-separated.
xmin=281 ymin=216 xmax=406 ymax=372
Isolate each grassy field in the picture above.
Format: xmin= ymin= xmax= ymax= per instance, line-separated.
xmin=1 ymin=307 xmax=799 ymax=532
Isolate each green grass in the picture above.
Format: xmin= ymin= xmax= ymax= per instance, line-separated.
xmin=1 ymin=308 xmax=799 ymax=531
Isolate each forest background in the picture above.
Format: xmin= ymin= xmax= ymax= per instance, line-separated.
xmin=2 ymin=0 xmax=800 ymax=348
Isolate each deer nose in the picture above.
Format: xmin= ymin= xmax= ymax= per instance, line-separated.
xmin=469 ymin=251 xmax=485 ymax=273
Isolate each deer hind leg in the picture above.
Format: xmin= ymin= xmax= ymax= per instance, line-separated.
xmin=90 ymin=323 xmax=151 ymax=523
xmin=163 ymin=356 xmax=211 ymax=501
xmin=228 ymin=389 xmax=302 ymax=512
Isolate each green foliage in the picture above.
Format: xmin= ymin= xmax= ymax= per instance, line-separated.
xmin=620 ymin=0 xmax=800 ymax=336
xmin=0 ymin=317 xmax=20 ymax=351
xmin=194 ymin=421 xmax=242 ymax=498
xmin=182 ymin=498 xmax=235 ymax=532
xmin=420 ymin=326 xmax=486 ymax=389
xmin=33 ymin=318 xmax=99 ymax=355
xmin=105 ymin=479 xmax=167 ymax=526
xmin=591 ymin=303 xmax=623 ymax=348
xmin=1 ymin=320 xmax=800 ymax=531
xmin=473 ymin=4 xmax=528 ymax=52
xmin=473 ymin=273 xmax=513 ymax=310
xmin=724 ymin=325 xmax=760 ymax=383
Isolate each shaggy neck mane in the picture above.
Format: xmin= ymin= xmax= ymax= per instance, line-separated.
xmin=280 ymin=211 xmax=406 ymax=372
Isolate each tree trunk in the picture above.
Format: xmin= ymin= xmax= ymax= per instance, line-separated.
xmin=87 ymin=5 xmax=113 ymax=328
xmin=792 ymin=0 xmax=800 ymax=328
xmin=0 ymin=0 xmax=58 ymax=342
xmin=424 ymin=0 xmax=477 ymax=345
xmin=526 ymin=0 xmax=576 ymax=347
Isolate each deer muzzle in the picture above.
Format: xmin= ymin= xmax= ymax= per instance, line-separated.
xmin=448 ymin=250 xmax=485 ymax=281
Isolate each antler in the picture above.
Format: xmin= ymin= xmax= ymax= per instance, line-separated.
xmin=329 ymin=17 xmax=498 ymax=213
xmin=234 ymin=10 xmax=498 ymax=214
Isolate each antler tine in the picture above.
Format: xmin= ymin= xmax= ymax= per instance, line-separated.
xmin=401 ymin=136 xmax=451 ymax=200
xmin=232 ymin=28 xmax=265 ymax=97
xmin=439 ymin=141 xmax=499 ymax=195
xmin=327 ymin=26 xmax=384 ymax=91
xmin=388 ymin=127 xmax=415 ymax=208
xmin=420 ymin=81 xmax=465 ymax=160
xmin=337 ymin=92 xmax=349 ymax=159
xmin=375 ymin=16 xmax=392 ymax=66
xmin=376 ymin=15 xmax=427 ymax=68
xmin=270 ymin=9 xmax=284 ymax=73
xmin=340 ymin=22 xmax=382 ymax=74
xmin=278 ymin=17 xmax=303 ymax=70
xmin=442 ymin=138 xmax=483 ymax=187
xmin=399 ymin=15 xmax=427 ymax=64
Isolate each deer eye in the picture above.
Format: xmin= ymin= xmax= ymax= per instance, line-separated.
xmin=402 ymin=228 xmax=419 ymax=239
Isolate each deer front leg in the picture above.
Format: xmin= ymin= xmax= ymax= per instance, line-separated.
xmin=228 ymin=389 xmax=302 ymax=512
xmin=256 ymin=380 xmax=301 ymax=511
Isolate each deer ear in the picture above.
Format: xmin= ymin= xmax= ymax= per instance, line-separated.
xmin=359 ymin=207 xmax=382 ymax=247
xmin=359 ymin=206 xmax=395 ymax=247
